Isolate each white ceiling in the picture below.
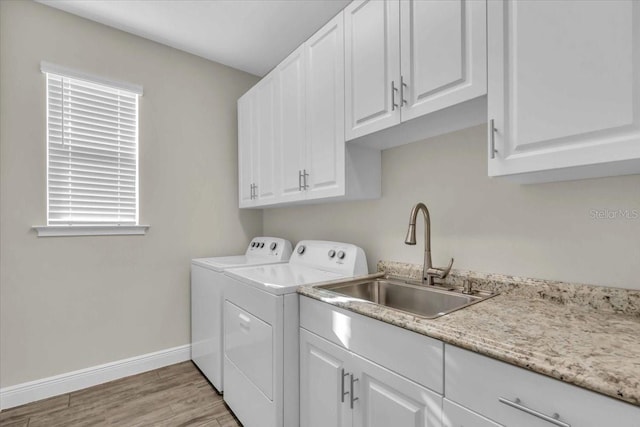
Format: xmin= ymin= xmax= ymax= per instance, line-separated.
xmin=37 ymin=0 xmax=350 ymax=77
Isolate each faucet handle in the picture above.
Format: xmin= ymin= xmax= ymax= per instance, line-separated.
xmin=426 ymin=257 xmax=454 ymax=279
xmin=443 ymin=257 xmax=454 ymax=277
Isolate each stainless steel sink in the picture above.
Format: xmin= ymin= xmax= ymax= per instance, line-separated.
xmin=317 ymin=276 xmax=496 ymax=319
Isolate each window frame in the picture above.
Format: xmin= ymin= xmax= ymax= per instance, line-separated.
xmin=34 ymin=62 xmax=148 ymax=237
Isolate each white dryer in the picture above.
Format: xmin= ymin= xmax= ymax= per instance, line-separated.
xmin=191 ymin=237 xmax=292 ymax=392
xmin=221 ymin=240 xmax=368 ymax=427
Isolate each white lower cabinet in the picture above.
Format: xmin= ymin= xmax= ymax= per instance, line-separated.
xmin=352 ymin=352 xmax=442 ymax=427
xmin=300 ymin=297 xmax=640 ymax=427
xmin=444 ymin=344 xmax=640 ymax=427
xmin=300 ymin=328 xmax=355 ymax=427
xmin=300 ymin=328 xmax=443 ymax=427
xmin=300 ymin=296 xmax=444 ymax=427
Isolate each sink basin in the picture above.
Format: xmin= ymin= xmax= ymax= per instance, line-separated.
xmin=317 ymin=277 xmax=495 ymax=319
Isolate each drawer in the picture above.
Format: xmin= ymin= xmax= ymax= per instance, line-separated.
xmin=224 ymin=301 xmax=273 ymax=399
xmin=300 ymin=296 xmax=443 ymax=394
xmin=444 ymin=344 xmax=640 ymax=427
xmin=443 ymin=399 xmax=502 ymax=427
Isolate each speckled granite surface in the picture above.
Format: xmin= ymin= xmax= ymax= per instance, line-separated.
xmin=298 ymin=262 xmax=640 ymax=407
xmin=378 ymin=260 xmax=640 ymax=317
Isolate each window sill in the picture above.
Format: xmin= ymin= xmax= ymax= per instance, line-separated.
xmin=32 ymin=225 xmax=150 ymax=237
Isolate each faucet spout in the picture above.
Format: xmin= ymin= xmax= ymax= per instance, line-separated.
xmin=404 ymin=202 xmax=453 ymax=286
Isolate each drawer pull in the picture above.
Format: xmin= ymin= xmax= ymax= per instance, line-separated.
xmin=350 ymin=374 xmax=359 ymax=409
xmin=341 ymin=368 xmax=349 ymax=403
xmin=499 ymin=397 xmax=570 ymax=427
xmin=391 ymin=81 xmax=399 ymax=111
xmin=489 ymin=119 xmax=498 ymax=159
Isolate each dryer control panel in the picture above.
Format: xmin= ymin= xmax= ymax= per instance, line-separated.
xmin=246 ymin=237 xmax=293 ymax=261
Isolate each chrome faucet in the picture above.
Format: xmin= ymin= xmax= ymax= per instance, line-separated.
xmin=404 ymin=202 xmax=454 ymax=286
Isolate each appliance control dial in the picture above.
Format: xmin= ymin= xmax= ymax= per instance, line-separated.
xmin=259 ymin=242 xmax=264 ymax=248
xmin=251 ymin=242 xmax=256 ymax=248
xmin=270 ymin=242 xmax=277 ymax=251
xmin=328 ymin=250 xmax=336 ymax=258
xmin=297 ymin=245 xmax=306 ymax=255
xmin=337 ymin=250 xmax=346 ymax=260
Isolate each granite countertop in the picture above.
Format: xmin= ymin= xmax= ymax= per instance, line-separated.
xmin=297 ymin=262 xmax=640 ymax=407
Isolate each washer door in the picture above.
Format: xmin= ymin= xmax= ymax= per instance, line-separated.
xmin=224 ymin=300 xmax=273 ymax=400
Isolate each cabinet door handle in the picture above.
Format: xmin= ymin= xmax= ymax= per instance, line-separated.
xmin=489 ymin=119 xmax=498 ymax=159
xmin=303 ymin=169 xmax=309 ymax=190
xmin=298 ymin=170 xmax=302 ymax=191
xmin=349 ymin=374 xmax=359 ymax=409
xmin=498 ymin=397 xmax=570 ymax=427
xmin=341 ymin=368 xmax=349 ymax=403
xmin=250 ymin=184 xmax=254 ymax=199
xmin=400 ymin=75 xmax=407 ymax=106
xmin=391 ymin=81 xmax=399 ymax=111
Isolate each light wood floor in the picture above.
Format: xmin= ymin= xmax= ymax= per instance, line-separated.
xmin=0 ymin=361 xmax=241 ymax=427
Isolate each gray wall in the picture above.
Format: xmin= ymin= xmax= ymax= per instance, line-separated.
xmin=0 ymin=1 xmax=261 ymax=387
xmin=264 ymin=125 xmax=640 ymax=290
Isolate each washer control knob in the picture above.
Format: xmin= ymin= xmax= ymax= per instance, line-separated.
xmin=270 ymin=242 xmax=277 ymax=251
xmin=328 ymin=250 xmax=336 ymax=258
xmin=251 ymin=242 xmax=256 ymax=248
xmin=260 ymin=242 xmax=265 ymax=248
xmin=297 ymin=245 xmax=306 ymax=255
xmin=337 ymin=250 xmax=346 ymax=260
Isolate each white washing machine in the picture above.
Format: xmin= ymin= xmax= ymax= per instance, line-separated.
xmin=221 ymin=240 xmax=368 ymax=427
xmin=191 ymin=237 xmax=292 ymax=392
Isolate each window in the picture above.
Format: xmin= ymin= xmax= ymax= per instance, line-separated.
xmin=35 ymin=63 xmax=147 ymax=236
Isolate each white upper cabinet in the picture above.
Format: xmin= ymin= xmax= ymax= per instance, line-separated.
xmin=488 ymin=0 xmax=640 ymax=182
xmin=276 ymin=46 xmax=306 ymax=204
xmin=345 ymin=0 xmax=487 ymax=142
xmin=255 ymin=74 xmax=278 ymax=204
xmin=237 ymin=73 xmax=278 ymax=207
xmin=237 ymin=91 xmax=255 ymax=208
xmin=305 ymin=13 xmax=346 ymax=200
xmin=238 ymin=10 xmax=381 ymax=209
xmin=345 ymin=0 xmax=401 ymax=140
xmin=400 ymin=0 xmax=487 ymax=121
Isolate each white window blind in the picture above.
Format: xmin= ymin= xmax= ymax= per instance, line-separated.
xmin=45 ymin=69 xmax=140 ymax=226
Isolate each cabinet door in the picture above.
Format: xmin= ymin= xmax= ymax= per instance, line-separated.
xmin=254 ymin=74 xmax=277 ymax=205
xmin=352 ymin=353 xmax=443 ymax=427
xmin=305 ymin=12 xmax=346 ymax=200
xmin=488 ymin=0 xmax=640 ymax=180
xmin=300 ymin=329 xmax=352 ymax=427
xmin=276 ymin=46 xmax=306 ymax=203
xmin=445 ymin=345 xmax=640 ymax=427
xmin=237 ymin=90 xmax=255 ymax=208
xmin=400 ymin=0 xmax=486 ymax=122
xmin=345 ymin=0 xmax=401 ymax=140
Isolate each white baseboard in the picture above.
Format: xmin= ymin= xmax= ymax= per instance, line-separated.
xmin=0 ymin=344 xmax=191 ymax=410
